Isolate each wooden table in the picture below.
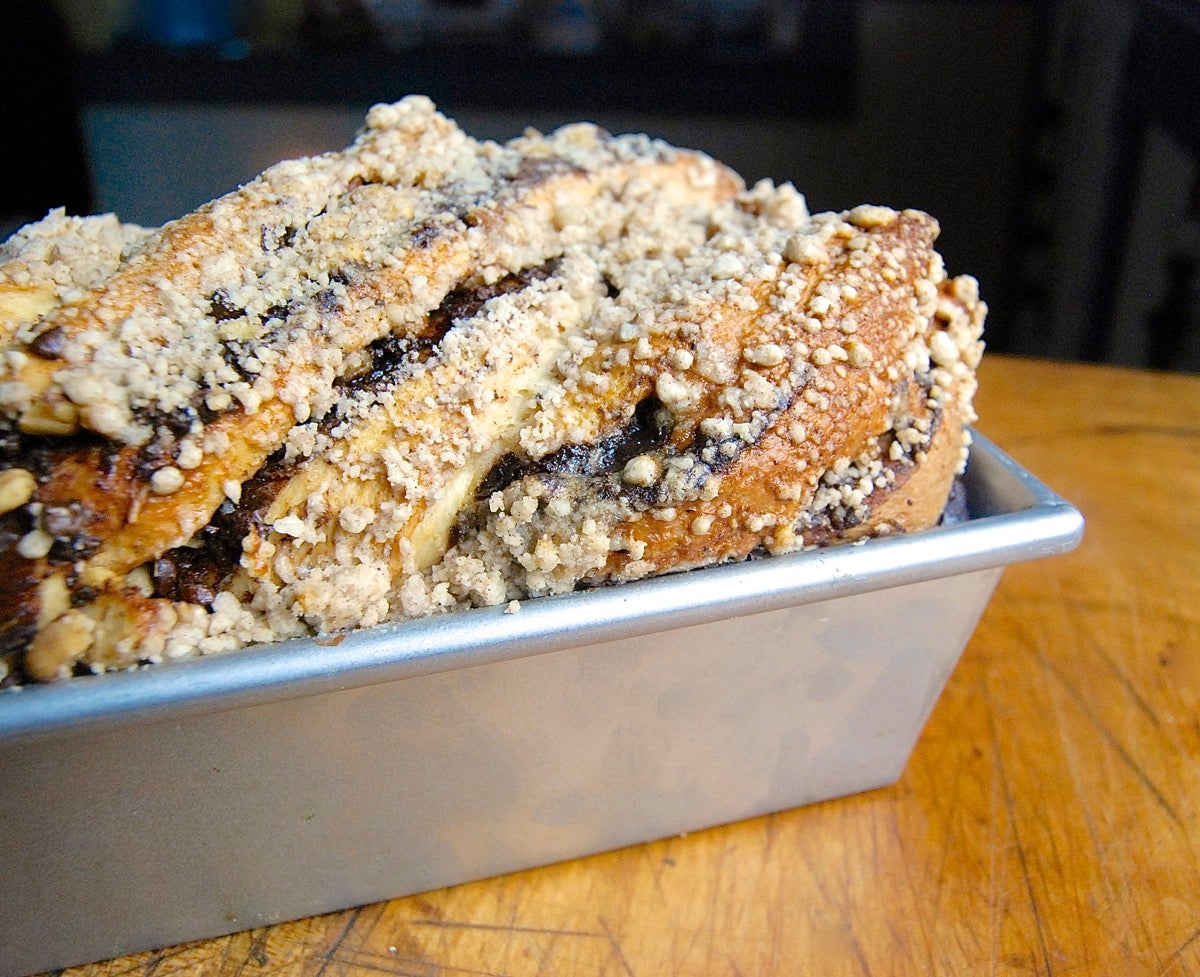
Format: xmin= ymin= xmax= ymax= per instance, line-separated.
xmin=50 ymin=356 xmax=1200 ymax=976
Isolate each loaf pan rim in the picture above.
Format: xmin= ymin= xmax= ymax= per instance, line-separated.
xmin=0 ymin=432 xmax=1082 ymax=743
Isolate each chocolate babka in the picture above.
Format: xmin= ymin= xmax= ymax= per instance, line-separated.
xmin=0 ymin=97 xmax=984 ymax=683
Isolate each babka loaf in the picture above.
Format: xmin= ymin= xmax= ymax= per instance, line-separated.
xmin=0 ymin=97 xmax=984 ymax=683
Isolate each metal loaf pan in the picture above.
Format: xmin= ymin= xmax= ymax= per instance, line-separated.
xmin=0 ymin=434 xmax=1082 ymax=977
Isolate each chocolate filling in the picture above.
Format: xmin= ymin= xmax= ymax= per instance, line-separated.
xmin=151 ymin=259 xmax=564 ymax=600
xmin=0 ymin=436 xmax=126 ymax=579
xmin=344 ymin=260 xmax=559 ymax=397
xmin=28 ymin=325 xmax=68 ymax=360
xmin=939 ymin=476 xmax=969 ymax=525
xmin=150 ymin=452 xmax=298 ymax=606
xmin=260 ymin=223 xmax=299 ymax=253
xmin=209 ymin=290 xmax=245 ymax=323
xmin=477 ymin=394 xmax=673 ymax=499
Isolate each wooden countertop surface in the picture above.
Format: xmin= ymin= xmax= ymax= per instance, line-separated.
xmin=49 ymin=355 xmax=1200 ymax=977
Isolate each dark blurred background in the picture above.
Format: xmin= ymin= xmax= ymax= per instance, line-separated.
xmin=5 ymin=0 xmax=1198 ymax=372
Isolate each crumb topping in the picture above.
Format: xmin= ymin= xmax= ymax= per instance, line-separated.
xmin=0 ymin=209 xmax=149 ymax=297
xmin=0 ymin=99 xmax=984 ymax=684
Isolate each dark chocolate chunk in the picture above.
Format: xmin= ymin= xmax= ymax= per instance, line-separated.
xmin=28 ymin=326 xmax=67 ymax=360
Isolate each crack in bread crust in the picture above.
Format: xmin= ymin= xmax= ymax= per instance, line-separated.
xmin=0 ymin=100 xmax=985 ymax=684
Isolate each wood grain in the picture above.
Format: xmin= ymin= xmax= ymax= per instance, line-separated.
xmin=42 ymin=355 xmax=1200 ymax=977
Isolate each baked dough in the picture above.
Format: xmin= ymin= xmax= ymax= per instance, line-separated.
xmin=0 ymin=98 xmax=984 ymax=684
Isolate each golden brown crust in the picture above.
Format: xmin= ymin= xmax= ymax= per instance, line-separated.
xmin=236 ymin=153 xmax=742 ymax=626
xmin=0 ymin=100 xmax=984 ymax=684
xmin=439 ymin=208 xmax=984 ymax=606
xmin=0 ymin=108 xmax=741 ymax=677
xmin=603 ymin=210 xmax=941 ymax=576
xmin=0 ymin=284 xmax=57 ymax=351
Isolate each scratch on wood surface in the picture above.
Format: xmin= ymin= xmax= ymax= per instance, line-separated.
xmin=598 ymin=917 xmax=637 ymax=977
xmin=149 ymin=947 xmax=199 ymax=977
xmin=313 ymin=907 xmax=363 ymax=977
xmin=358 ymin=914 xmax=642 ymax=977
xmin=847 ymin=928 xmax=874 ymax=977
xmin=1004 ymin=423 xmax=1200 ymax=446
xmin=411 ymin=919 xmax=603 ymax=939
xmin=923 ymin=742 xmax=968 ymax=950
xmin=531 ymin=917 xmax=572 ymax=977
xmin=1039 ymin=650 xmax=1183 ymax=828
xmin=650 ymin=844 xmax=678 ymax=906
xmin=1031 ymin=637 xmax=1141 ymax=971
xmin=247 ymin=930 xmax=271 ymax=969
xmin=880 ymin=800 xmax=935 ymax=972
xmin=349 ymin=953 xmax=503 ymax=977
xmin=137 ymin=949 xmax=168 ymax=977
xmin=795 ymin=833 xmax=875 ymax=976
xmin=1158 ymin=926 xmax=1200 ymax=977
xmin=1099 ymin=546 xmax=1155 ymax=720
xmin=1038 ymin=593 xmax=1196 ymax=629
xmin=762 ymin=812 xmax=778 ymax=859
xmin=210 ymin=929 xmax=272 ymax=977
xmin=1072 ymin=614 xmax=1160 ymax=727
xmin=155 ymin=943 xmax=218 ymax=977
xmin=1089 ymin=423 xmax=1200 ymax=441
xmin=78 ymin=956 xmax=139 ymax=977
xmin=986 ymin=713 xmax=1005 ymax=977
xmin=320 ymin=955 xmax=438 ymax=977
xmin=341 ymin=933 xmax=520 ymax=977
xmin=837 ymin=810 xmax=874 ymax=977
xmin=1066 ymin=572 xmax=1191 ymax=968
xmin=407 ymin=915 xmax=636 ymax=977
xmin=983 ymin=678 xmax=1056 ymax=977
xmin=81 ymin=948 xmax=174 ymax=977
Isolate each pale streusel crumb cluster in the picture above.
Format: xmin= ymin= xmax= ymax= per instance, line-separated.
xmin=0 ymin=97 xmax=984 ymax=684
